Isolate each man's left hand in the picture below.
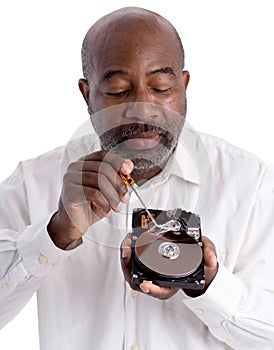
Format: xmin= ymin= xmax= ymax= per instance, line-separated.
xmin=120 ymin=234 xmax=218 ymax=299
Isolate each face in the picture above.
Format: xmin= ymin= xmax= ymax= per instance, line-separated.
xmin=79 ymin=17 xmax=190 ymax=178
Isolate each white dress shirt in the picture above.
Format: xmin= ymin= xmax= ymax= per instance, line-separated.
xmin=0 ymin=125 xmax=274 ymax=350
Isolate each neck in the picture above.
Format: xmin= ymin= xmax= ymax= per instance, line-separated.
xmin=131 ymin=167 xmax=161 ymax=186
xmin=127 ymin=146 xmax=176 ymax=185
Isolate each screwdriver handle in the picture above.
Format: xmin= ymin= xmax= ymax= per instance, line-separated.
xmin=119 ymin=172 xmax=160 ymax=228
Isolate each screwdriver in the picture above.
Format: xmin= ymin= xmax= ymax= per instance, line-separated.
xmin=119 ymin=172 xmax=182 ymax=234
xmin=119 ymin=172 xmax=160 ymax=228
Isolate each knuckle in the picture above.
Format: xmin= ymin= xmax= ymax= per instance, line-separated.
xmin=82 ymin=171 xmax=93 ymax=183
xmin=89 ymin=187 xmax=101 ymax=201
xmin=67 ymin=161 xmax=80 ymax=172
xmin=97 ymin=173 xmax=108 ymax=189
xmin=116 ymin=178 xmax=127 ymax=193
xmin=63 ymin=171 xmax=72 ymax=183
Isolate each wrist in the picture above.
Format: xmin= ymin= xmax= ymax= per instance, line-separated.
xmin=47 ymin=212 xmax=82 ymax=250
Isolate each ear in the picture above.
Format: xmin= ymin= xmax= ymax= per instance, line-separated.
xmin=182 ymin=70 xmax=190 ymax=90
xmin=78 ymin=78 xmax=90 ymax=105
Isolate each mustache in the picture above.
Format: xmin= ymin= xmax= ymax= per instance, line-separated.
xmin=99 ymin=123 xmax=168 ymax=145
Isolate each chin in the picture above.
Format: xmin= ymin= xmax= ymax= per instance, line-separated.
xmin=115 ymin=142 xmax=176 ymax=176
xmin=99 ymin=128 xmax=179 ymax=176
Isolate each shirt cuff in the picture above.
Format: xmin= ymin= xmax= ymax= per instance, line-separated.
xmin=17 ymin=215 xmax=82 ymax=278
xmin=182 ymin=263 xmax=246 ymax=326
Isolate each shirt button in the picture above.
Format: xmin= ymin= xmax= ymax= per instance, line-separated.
xmin=131 ymin=290 xmax=139 ymax=298
xmin=38 ymin=255 xmax=48 ymax=264
xmin=131 ymin=344 xmax=139 ymax=350
xmin=194 ymin=307 xmax=204 ymax=315
xmin=2 ymin=282 xmax=9 ymax=291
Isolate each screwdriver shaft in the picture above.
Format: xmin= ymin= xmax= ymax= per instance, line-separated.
xmin=131 ymin=184 xmax=159 ymax=227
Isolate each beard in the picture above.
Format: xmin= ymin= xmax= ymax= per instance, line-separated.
xmin=96 ymin=121 xmax=184 ymax=176
xmin=89 ymin=102 xmax=186 ymax=176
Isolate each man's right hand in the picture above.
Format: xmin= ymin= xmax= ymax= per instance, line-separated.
xmin=47 ymin=150 xmax=133 ymax=249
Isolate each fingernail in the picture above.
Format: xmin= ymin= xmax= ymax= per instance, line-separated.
xmin=105 ymin=210 xmax=111 ymax=218
xmin=121 ymin=248 xmax=127 ymax=259
xmin=140 ymin=281 xmax=152 ymax=293
xmin=114 ymin=203 xmax=122 ymax=212
xmin=211 ymin=255 xmax=217 ymax=266
xmin=121 ymin=160 xmax=133 ymax=174
xmin=140 ymin=284 xmax=150 ymax=294
xmin=122 ymin=191 xmax=130 ymax=202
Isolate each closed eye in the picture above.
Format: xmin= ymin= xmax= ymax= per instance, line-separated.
xmin=106 ymin=90 xmax=130 ymax=97
xmin=152 ymin=87 xmax=172 ymax=93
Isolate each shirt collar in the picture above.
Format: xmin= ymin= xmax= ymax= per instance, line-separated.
xmin=165 ymin=139 xmax=201 ymax=185
xmin=159 ymin=124 xmax=211 ymax=186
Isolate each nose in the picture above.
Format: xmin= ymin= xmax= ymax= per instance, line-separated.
xmin=122 ymin=101 xmax=158 ymax=122
xmin=122 ymin=85 xmax=155 ymax=121
xmin=122 ymin=84 xmax=165 ymax=123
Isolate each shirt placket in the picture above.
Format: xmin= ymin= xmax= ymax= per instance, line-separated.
xmin=123 ymin=194 xmax=140 ymax=350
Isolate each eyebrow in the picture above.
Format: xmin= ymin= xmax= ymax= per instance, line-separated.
xmin=103 ymin=66 xmax=176 ymax=81
xmin=103 ymin=70 xmax=127 ymax=80
xmin=150 ymin=67 xmax=176 ymax=76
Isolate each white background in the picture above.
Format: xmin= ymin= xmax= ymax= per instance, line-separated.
xmin=0 ymin=0 xmax=273 ymax=348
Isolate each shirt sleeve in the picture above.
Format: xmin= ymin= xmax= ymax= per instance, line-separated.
xmin=183 ymin=166 xmax=274 ymax=350
xmin=0 ymin=163 xmax=80 ymax=328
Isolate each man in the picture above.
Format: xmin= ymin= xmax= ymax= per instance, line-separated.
xmin=0 ymin=6 xmax=273 ymax=350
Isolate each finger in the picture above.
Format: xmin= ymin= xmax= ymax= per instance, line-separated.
xmin=202 ymin=236 xmax=218 ymax=269
xmin=119 ymin=159 xmax=134 ymax=175
xmin=203 ymin=247 xmax=217 ymax=269
xmin=61 ymin=175 xmax=111 ymax=215
xmin=139 ymin=281 xmax=179 ymax=300
xmin=68 ymin=169 xmax=123 ymax=212
xmin=80 ymin=160 xmax=131 ymax=203
xmin=78 ymin=183 xmax=112 ymax=213
xmin=91 ymin=202 xmax=111 ymax=220
xmin=121 ymin=236 xmax=132 ymax=261
xmin=80 ymin=150 xmax=121 ymax=164
xmin=83 ymin=172 xmax=122 ymax=211
xmin=120 ymin=235 xmax=133 ymax=284
xmin=207 ymin=253 xmax=218 ymax=269
xmin=81 ymin=151 xmax=131 ymax=174
xmin=72 ymin=151 xmax=134 ymax=203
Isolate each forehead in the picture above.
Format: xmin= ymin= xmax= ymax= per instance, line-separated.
xmin=90 ymin=16 xmax=182 ymax=76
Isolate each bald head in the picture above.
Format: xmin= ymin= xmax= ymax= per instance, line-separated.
xmin=81 ymin=7 xmax=185 ymax=81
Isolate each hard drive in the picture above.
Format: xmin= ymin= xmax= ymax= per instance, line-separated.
xmin=131 ymin=208 xmax=205 ymax=290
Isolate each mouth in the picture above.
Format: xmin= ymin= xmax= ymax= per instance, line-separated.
xmin=123 ymin=131 xmax=163 ymax=150
xmin=99 ymin=122 xmax=170 ymax=153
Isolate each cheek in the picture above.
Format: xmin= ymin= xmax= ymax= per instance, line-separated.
xmin=90 ymin=104 xmax=126 ymax=135
xmin=164 ymin=96 xmax=186 ymax=116
xmin=88 ymin=86 xmax=115 ymax=113
xmin=88 ymin=94 xmax=107 ymax=113
xmin=173 ymin=89 xmax=187 ymax=115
